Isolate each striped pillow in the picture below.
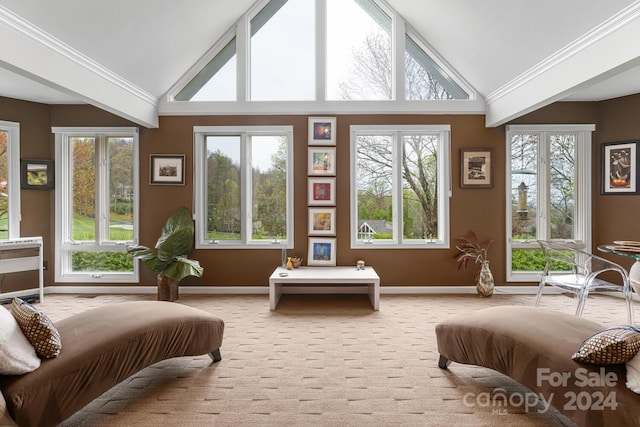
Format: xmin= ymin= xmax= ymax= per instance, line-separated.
xmin=11 ymin=298 xmax=61 ymax=359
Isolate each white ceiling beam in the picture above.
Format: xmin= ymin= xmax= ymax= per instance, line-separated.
xmin=0 ymin=5 xmax=158 ymax=128
xmin=485 ymin=2 xmax=640 ymax=128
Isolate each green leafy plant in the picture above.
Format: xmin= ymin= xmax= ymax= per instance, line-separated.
xmin=454 ymin=229 xmax=494 ymax=271
xmin=127 ymin=207 xmax=203 ymax=281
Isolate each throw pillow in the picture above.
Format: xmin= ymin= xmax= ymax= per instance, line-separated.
xmin=625 ymin=351 xmax=640 ymax=393
xmin=0 ymin=304 xmax=41 ymax=375
xmin=11 ymin=298 xmax=62 ymax=359
xmin=572 ymin=325 xmax=640 ymax=365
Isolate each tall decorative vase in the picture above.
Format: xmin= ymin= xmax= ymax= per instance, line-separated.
xmin=157 ymin=273 xmax=179 ymax=302
xmin=476 ymin=261 xmax=494 ymax=297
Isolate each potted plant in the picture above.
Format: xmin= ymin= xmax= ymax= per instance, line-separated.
xmin=127 ymin=207 xmax=203 ymax=301
xmin=454 ymin=230 xmax=494 ymax=297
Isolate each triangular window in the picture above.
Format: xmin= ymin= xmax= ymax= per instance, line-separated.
xmin=170 ymin=0 xmax=473 ymax=104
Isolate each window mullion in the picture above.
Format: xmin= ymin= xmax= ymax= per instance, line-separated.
xmin=316 ymin=0 xmax=327 ymax=101
xmin=393 ymin=131 xmax=402 ymax=243
xmin=242 ymin=134 xmax=251 ymax=243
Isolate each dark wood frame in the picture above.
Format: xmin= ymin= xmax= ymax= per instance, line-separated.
xmin=150 ymin=154 xmax=185 ymax=185
xmin=601 ymin=140 xmax=639 ymax=195
xmin=20 ymin=159 xmax=54 ymax=190
xmin=460 ymin=148 xmax=493 ymax=188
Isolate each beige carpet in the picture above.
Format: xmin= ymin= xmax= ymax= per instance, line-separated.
xmin=30 ymin=291 xmax=631 ymax=427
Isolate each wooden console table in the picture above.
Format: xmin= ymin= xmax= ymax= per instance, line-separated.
xmin=268 ymin=266 xmax=380 ymax=310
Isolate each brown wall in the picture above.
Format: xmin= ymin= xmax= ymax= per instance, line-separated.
xmin=2 ymin=94 xmax=639 ymax=289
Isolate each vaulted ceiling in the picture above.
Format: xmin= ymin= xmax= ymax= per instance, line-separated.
xmin=1 ymin=0 xmax=639 ymax=128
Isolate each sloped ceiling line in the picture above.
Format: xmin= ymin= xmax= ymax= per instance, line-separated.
xmin=0 ymin=5 xmax=158 ymax=128
xmin=485 ymin=1 xmax=640 ymax=127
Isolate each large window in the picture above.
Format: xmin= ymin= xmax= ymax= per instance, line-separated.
xmin=168 ymin=0 xmax=474 ymax=108
xmin=194 ymin=126 xmax=294 ymax=248
xmin=350 ymin=125 xmax=450 ymax=248
xmin=0 ymin=120 xmax=20 ymax=239
xmin=54 ymin=127 xmax=139 ymax=283
xmin=506 ymin=124 xmax=594 ymax=281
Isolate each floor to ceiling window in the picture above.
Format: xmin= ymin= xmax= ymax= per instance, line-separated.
xmin=506 ymin=124 xmax=594 ymax=281
xmin=0 ymin=120 xmax=20 ymax=239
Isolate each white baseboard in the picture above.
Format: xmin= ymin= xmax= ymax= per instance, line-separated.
xmin=4 ymin=285 xmax=626 ymax=299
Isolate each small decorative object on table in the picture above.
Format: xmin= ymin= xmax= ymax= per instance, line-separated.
xmin=454 ymin=229 xmax=494 ymax=297
xmin=290 ymin=257 xmax=303 ymax=268
xmin=286 ymin=257 xmax=293 ymax=270
xmin=356 ymin=260 xmax=365 ymax=270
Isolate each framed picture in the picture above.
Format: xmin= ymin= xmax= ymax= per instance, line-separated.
xmin=308 ymin=207 xmax=336 ymax=236
xmin=20 ymin=159 xmax=54 ymax=190
xmin=308 ymin=117 xmax=336 ymax=145
xmin=150 ymin=154 xmax=185 ymax=185
xmin=460 ymin=148 xmax=493 ymax=188
xmin=308 ymin=237 xmax=336 ymax=266
xmin=308 ymin=147 xmax=336 ymax=176
xmin=308 ymin=177 xmax=336 ymax=206
xmin=602 ymin=141 xmax=639 ymax=195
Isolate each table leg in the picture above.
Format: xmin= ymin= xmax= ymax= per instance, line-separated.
xmin=270 ymin=281 xmax=282 ymax=310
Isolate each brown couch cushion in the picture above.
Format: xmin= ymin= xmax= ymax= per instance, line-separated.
xmin=0 ymin=391 xmax=18 ymax=427
xmin=436 ymin=306 xmax=640 ymax=427
xmin=0 ymin=301 xmax=224 ymax=427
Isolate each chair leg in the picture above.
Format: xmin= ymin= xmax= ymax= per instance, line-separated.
xmin=625 ymin=291 xmax=634 ymax=324
xmin=534 ymin=281 xmax=545 ymax=307
xmin=575 ymin=288 xmax=590 ymax=317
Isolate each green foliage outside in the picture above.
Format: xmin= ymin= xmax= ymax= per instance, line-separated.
xmin=512 ymin=249 xmax=573 ymax=272
xmin=72 ymin=251 xmax=133 ymax=271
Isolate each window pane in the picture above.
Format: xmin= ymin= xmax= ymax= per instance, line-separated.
xmin=71 ymin=137 xmax=96 ymax=241
xmin=405 ymin=34 xmax=468 ymax=100
xmin=71 ymin=250 xmax=133 ymax=272
xmin=0 ymin=130 xmax=8 ymax=239
xmin=188 ymin=38 xmax=237 ymax=101
xmin=356 ymin=135 xmax=393 ymax=241
xmin=327 ymin=0 xmax=392 ymax=100
xmin=251 ymin=135 xmax=287 ymax=241
xmin=250 ymin=0 xmax=315 ymax=100
xmin=549 ymin=134 xmax=576 ymax=240
xmin=206 ymin=135 xmax=241 ymax=240
xmin=108 ymin=137 xmax=134 ymax=241
xmin=511 ymin=134 xmax=538 ymax=243
xmin=402 ymin=134 xmax=439 ymax=239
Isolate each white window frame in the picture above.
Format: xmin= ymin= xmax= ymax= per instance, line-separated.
xmin=350 ymin=124 xmax=451 ymax=249
xmin=505 ymin=124 xmax=594 ymax=282
xmin=193 ymin=125 xmax=294 ymax=249
xmin=53 ymin=127 xmax=139 ymax=283
xmin=0 ymin=120 xmax=21 ymax=238
xmin=161 ymin=0 xmax=481 ymax=116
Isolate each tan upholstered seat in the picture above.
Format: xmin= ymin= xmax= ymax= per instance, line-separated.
xmin=0 ymin=301 xmax=224 ymax=427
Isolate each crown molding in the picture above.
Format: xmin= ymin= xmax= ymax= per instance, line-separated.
xmin=485 ymin=1 xmax=640 ymax=127
xmin=0 ymin=5 xmax=158 ymax=127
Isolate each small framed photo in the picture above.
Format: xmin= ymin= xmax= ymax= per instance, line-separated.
xmin=308 ymin=207 xmax=336 ymax=236
xmin=308 ymin=117 xmax=336 ymax=145
xmin=150 ymin=154 xmax=185 ymax=185
xmin=308 ymin=237 xmax=337 ymax=266
xmin=308 ymin=147 xmax=336 ymax=176
xmin=308 ymin=177 xmax=336 ymax=206
xmin=460 ymin=148 xmax=493 ymax=188
xmin=20 ymin=159 xmax=54 ymax=190
xmin=602 ymin=141 xmax=639 ymax=195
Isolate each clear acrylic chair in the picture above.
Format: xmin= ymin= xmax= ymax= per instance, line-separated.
xmin=536 ymin=240 xmax=634 ymax=323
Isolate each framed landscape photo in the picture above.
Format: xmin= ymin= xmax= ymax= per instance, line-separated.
xmin=601 ymin=140 xmax=639 ymax=195
xmin=308 ymin=177 xmax=336 ymax=206
xmin=150 ymin=154 xmax=185 ymax=185
xmin=308 ymin=207 xmax=336 ymax=236
xmin=308 ymin=237 xmax=336 ymax=266
xmin=20 ymin=159 xmax=54 ymax=190
xmin=308 ymin=117 xmax=336 ymax=145
xmin=308 ymin=147 xmax=336 ymax=176
xmin=460 ymin=148 xmax=493 ymax=188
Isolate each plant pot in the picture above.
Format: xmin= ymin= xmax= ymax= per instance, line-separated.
xmin=157 ymin=273 xmax=179 ymax=302
xmin=476 ymin=261 xmax=494 ymax=297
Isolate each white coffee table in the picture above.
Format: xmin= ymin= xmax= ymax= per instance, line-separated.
xmin=268 ymin=266 xmax=380 ymax=310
